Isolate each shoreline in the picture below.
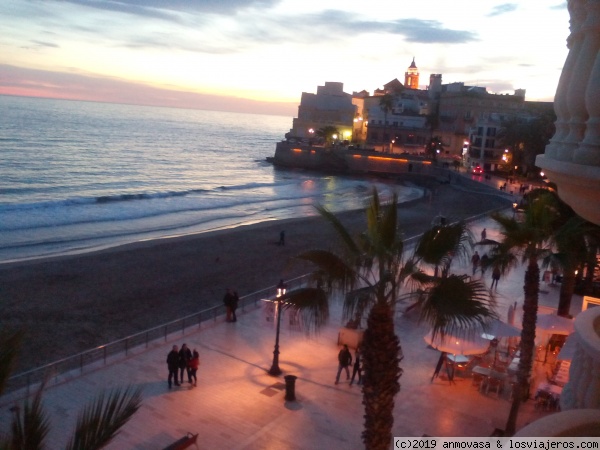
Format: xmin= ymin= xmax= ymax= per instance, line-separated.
xmin=0 ymin=182 xmax=512 ymax=373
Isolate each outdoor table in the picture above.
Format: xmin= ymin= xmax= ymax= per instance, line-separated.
xmin=472 ymin=366 xmax=491 ymax=376
xmin=447 ymin=354 xmax=469 ymax=363
xmin=490 ymin=370 xmax=507 ymax=380
xmin=536 ymin=381 xmax=563 ymax=401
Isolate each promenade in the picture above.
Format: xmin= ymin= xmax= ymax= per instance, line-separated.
xmin=0 ymin=215 xmax=581 ymax=449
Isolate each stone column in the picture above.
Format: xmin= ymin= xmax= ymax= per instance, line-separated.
xmin=559 ymin=0 xmax=600 ymax=162
xmin=560 ymin=307 xmax=600 ymax=410
xmin=545 ymin=0 xmax=586 ymax=159
xmin=574 ymin=1 xmax=600 ymax=165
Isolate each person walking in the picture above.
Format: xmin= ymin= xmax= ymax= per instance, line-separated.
xmin=231 ymin=290 xmax=239 ymax=322
xmin=491 ymin=266 xmax=501 ymax=290
xmin=223 ymin=288 xmax=234 ymax=322
xmin=167 ymin=345 xmax=180 ymax=389
xmin=335 ymin=344 xmax=352 ymax=384
xmin=178 ymin=343 xmax=192 ymax=384
xmin=471 ymin=251 xmax=480 ymax=276
xmin=350 ymin=348 xmax=362 ymax=386
xmin=189 ymin=349 xmax=200 ymax=387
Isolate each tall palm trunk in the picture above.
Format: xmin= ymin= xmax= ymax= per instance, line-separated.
xmin=361 ymin=300 xmax=401 ymax=450
xmin=505 ymin=255 xmax=539 ymax=435
xmin=557 ymin=268 xmax=576 ymax=317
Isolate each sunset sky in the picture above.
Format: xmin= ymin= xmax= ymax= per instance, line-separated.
xmin=1 ymin=1 xmax=568 ymax=117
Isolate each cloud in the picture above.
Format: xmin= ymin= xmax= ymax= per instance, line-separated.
xmin=550 ymin=2 xmax=568 ymax=10
xmin=388 ymin=19 xmax=477 ymax=43
xmin=0 ymin=64 xmax=296 ymax=116
xmin=59 ymin=0 xmax=282 ymax=20
xmin=487 ymin=3 xmax=518 ymax=17
xmin=231 ymin=13 xmax=478 ymax=47
xmin=30 ymin=40 xmax=60 ymax=48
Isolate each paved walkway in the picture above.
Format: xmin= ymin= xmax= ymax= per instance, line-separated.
xmin=0 ymin=215 xmax=581 ymax=449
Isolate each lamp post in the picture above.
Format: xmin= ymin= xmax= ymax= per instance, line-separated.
xmin=268 ymin=279 xmax=287 ymax=376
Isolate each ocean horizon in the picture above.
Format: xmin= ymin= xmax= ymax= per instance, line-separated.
xmin=0 ymin=95 xmax=423 ymax=263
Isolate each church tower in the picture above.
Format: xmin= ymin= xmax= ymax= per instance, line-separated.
xmin=404 ymin=57 xmax=419 ymax=89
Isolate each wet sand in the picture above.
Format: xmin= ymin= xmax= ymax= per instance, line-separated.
xmin=0 ymin=182 xmax=511 ymax=372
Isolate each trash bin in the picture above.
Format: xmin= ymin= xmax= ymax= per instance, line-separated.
xmin=284 ymin=375 xmax=297 ymax=401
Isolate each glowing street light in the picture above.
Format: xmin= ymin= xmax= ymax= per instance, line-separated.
xmin=268 ymin=279 xmax=287 ymax=376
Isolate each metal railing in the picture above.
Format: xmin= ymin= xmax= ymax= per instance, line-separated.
xmin=3 ymin=275 xmax=311 ymax=398
xmin=2 ymin=205 xmax=509 ymax=399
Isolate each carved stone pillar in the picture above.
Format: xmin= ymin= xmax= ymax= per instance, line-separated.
xmin=574 ymin=1 xmax=600 ymax=165
xmin=560 ymin=307 xmax=600 ymax=410
xmin=559 ymin=0 xmax=600 ymax=162
xmin=546 ymin=0 xmax=586 ymax=159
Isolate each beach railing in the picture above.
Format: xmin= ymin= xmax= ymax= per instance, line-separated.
xmin=2 ymin=275 xmax=313 ymax=398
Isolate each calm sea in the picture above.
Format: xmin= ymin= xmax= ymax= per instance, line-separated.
xmin=0 ymin=95 xmax=422 ymax=263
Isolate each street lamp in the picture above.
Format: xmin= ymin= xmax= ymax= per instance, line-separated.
xmin=268 ymin=279 xmax=287 ymax=376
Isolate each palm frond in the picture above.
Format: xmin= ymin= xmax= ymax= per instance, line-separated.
xmin=0 ymin=331 xmax=22 ymax=397
xmin=342 ymin=286 xmax=376 ymax=325
xmin=295 ymin=250 xmax=358 ymax=290
xmin=414 ymin=221 xmax=472 ymax=274
xmin=65 ymin=386 xmax=142 ymax=450
xmin=418 ymin=275 xmax=497 ymax=340
xmin=378 ymin=193 xmax=399 ymax=250
xmin=280 ymin=288 xmax=329 ymax=334
xmin=315 ymin=204 xmax=361 ymax=256
xmin=10 ymin=387 xmax=50 ymax=450
xmin=486 ymin=242 xmax=519 ymax=276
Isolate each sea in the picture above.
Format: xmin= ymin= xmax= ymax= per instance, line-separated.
xmin=0 ymin=95 xmax=423 ymax=263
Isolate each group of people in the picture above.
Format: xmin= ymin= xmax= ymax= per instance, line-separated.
xmin=223 ymin=288 xmax=240 ymax=322
xmin=471 ymin=228 xmax=501 ymax=290
xmin=335 ymin=344 xmax=362 ymax=386
xmin=166 ymin=343 xmax=200 ymax=388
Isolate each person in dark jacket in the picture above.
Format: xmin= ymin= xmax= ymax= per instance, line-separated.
xmin=231 ymin=290 xmax=239 ymax=322
xmin=167 ymin=345 xmax=180 ymax=388
xmin=178 ymin=343 xmax=192 ymax=384
xmin=223 ymin=288 xmax=235 ymax=322
xmin=350 ymin=348 xmax=362 ymax=386
xmin=335 ymin=344 xmax=352 ymax=384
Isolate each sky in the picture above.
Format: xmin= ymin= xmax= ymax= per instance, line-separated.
xmin=0 ymin=1 xmax=569 ymax=117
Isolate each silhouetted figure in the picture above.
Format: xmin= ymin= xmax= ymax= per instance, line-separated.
xmin=471 ymin=251 xmax=480 ymax=276
xmin=335 ymin=344 xmax=352 ymax=384
xmin=278 ymin=230 xmax=285 ymax=246
xmin=350 ymin=349 xmax=362 ymax=385
xmin=223 ymin=288 xmax=235 ymax=322
xmin=167 ymin=345 xmax=180 ymax=388
xmin=491 ymin=266 xmax=501 ymax=290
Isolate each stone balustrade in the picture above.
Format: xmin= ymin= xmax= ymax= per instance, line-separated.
xmin=536 ymin=0 xmax=600 ymax=225
xmin=560 ymin=306 xmax=600 ymax=410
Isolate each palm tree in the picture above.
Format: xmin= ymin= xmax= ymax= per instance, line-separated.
xmin=489 ymin=191 xmax=559 ymax=435
xmin=538 ymin=190 xmax=600 ymax=317
xmin=412 ymin=221 xmax=496 ymax=340
xmin=290 ymin=189 xmax=409 ymax=449
xmin=291 ymin=191 xmax=496 ymax=449
xmin=0 ymin=332 xmax=142 ymax=450
xmin=498 ymin=114 xmax=555 ymax=177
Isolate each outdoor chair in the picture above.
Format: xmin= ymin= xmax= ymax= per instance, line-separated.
xmin=472 ymin=372 xmax=486 ymax=390
xmin=486 ymin=377 xmax=504 ymax=397
xmin=534 ymin=391 xmax=553 ymax=410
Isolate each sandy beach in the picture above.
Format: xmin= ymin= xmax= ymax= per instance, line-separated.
xmin=0 ymin=181 xmax=511 ymax=373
